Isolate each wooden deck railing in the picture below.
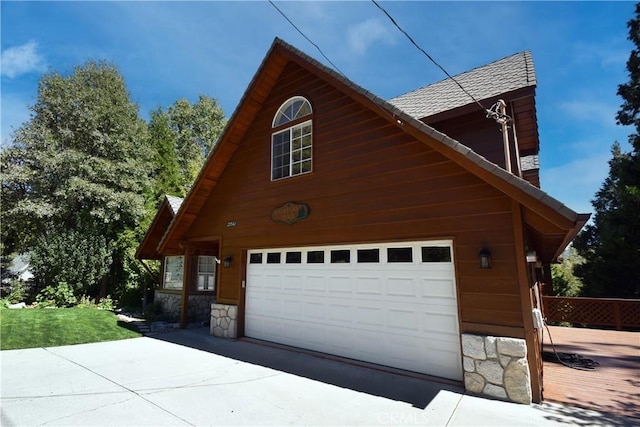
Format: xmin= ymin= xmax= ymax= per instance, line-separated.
xmin=542 ymin=296 xmax=640 ymax=330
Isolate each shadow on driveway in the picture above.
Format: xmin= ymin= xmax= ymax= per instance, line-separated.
xmin=149 ymin=326 xmax=464 ymax=409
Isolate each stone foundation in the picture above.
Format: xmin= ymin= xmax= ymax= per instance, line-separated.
xmin=210 ymin=303 xmax=237 ymax=338
xmin=154 ymin=291 xmax=215 ymax=323
xmin=154 ymin=291 xmax=181 ymax=321
xmin=461 ymin=333 xmax=532 ymax=404
xmin=188 ymin=294 xmax=215 ymax=323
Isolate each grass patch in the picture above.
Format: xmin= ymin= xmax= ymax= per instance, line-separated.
xmin=0 ymin=308 xmax=141 ymax=350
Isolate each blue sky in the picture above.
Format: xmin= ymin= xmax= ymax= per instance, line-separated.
xmin=1 ymin=1 xmax=636 ymax=216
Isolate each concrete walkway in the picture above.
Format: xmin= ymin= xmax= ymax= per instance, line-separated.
xmin=1 ymin=328 xmax=632 ymax=426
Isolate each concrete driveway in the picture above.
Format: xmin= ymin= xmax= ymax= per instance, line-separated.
xmin=1 ymin=327 xmax=630 ymax=426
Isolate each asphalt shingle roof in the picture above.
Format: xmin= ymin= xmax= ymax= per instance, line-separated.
xmin=388 ymin=51 xmax=536 ymax=119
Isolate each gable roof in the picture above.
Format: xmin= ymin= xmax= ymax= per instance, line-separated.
xmin=388 ymin=51 xmax=536 ymax=119
xmin=152 ymin=38 xmax=587 ymax=263
xmin=136 ymin=195 xmax=184 ymax=260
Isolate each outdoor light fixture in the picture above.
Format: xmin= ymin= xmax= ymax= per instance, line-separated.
xmin=223 ymin=256 xmax=233 ymax=268
xmin=479 ymin=247 xmax=492 ymax=269
xmin=526 ymin=250 xmax=538 ymax=263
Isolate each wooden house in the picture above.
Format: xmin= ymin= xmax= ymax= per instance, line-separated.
xmin=136 ymin=38 xmax=589 ymax=404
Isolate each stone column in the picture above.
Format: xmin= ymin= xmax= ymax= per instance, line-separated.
xmin=461 ymin=333 xmax=532 ymax=404
xmin=210 ymin=303 xmax=238 ymax=338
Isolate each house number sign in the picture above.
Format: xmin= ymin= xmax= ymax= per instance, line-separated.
xmin=271 ymin=201 xmax=310 ymax=225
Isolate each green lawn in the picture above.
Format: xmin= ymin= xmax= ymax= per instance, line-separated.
xmin=0 ymin=308 xmax=141 ymax=350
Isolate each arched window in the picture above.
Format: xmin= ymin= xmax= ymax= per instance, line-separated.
xmin=271 ymin=97 xmax=313 ymax=180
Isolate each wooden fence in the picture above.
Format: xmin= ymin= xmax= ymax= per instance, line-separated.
xmin=542 ymin=296 xmax=640 ymax=331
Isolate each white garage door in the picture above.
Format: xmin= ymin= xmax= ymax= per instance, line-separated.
xmin=245 ymin=240 xmax=462 ymax=380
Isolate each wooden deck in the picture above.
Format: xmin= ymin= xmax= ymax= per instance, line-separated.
xmin=542 ymin=325 xmax=639 ymax=419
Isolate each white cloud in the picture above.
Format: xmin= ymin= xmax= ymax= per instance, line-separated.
xmin=346 ymin=18 xmax=395 ymax=56
xmin=1 ymin=41 xmax=46 ymax=78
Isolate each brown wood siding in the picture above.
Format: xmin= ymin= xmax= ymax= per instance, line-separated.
xmin=187 ymin=61 xmax=526 ymax=332
xmin=429 ymin=110 xmax=508 ymax=169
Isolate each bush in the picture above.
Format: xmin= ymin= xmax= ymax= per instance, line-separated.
xmin=97 ymin=296 xmax=115 ymax=311
xmin=4 ymin=280 xmax=26 ymax=304
xmin=35 ymin=282 xmax=77 ymax=308
xmin=75 ymin=295 xmax=115 ymax=310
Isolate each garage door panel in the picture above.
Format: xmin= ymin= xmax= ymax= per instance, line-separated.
xmin=354 ymin=305 xmax=385 ymax=327
xmin=422 ymin=312 xmax=459 ymax=333
xmin=246 ymin=241 xmax=462 ymax=381
xmin=304 ymin=275 xmax=326 ymax=293
xmin=420 ymin=278 xmax=456 ymax=298
xmin=387 ymin=308 xmax=420 ymax=331
xmin=327 ymin=303 xmax=353 ymax=323
xmin=282 ymin=299 xmax=302 ymax=317
xmin=386 ymin=277 xmax=418 ymax=298
xmin=329 ymin=276 xmax=352 ymax=294
xmin=283 ymin=274 xmax=304 ymax=291
xmin=355 ymin=276 xmax=384 ymax=296
xmin=265 ymin=274 xmax=284 ymax=291
xmin=304 ymin=301 xmax=327 ymax=320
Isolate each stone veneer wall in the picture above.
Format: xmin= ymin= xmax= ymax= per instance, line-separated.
xmin=154 ymin=291 xmax=181 ymax=320
xmin=461 ymin=333 xmax=532 ymax=405
xmin=210 ymin=303 xmax=238 ymax=338
xmin=154 ymin=291 xmax=215 ymax=323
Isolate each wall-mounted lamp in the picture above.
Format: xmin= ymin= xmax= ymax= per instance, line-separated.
xmin=526 ymin=250 xmax=538 ymax=263
xmin=479 ymin=247 xmax=492 ymax=269
xmin=223 ymin=256 xmax=233 ymax=268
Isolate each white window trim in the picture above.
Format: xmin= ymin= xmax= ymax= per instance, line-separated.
xmin=163 ymin=256 xmax=184 ymax=290
xmin=271 ymin=119 xmax=313 ymax=181
xmin=272 ymin=96 xmax=313 ymax=128
xmin=197 ymin=255 xmax=216 ymax=291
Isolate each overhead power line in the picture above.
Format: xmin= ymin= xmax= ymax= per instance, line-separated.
xmin=370 ymin=0 xmax=510 ymax=123
xmin=268 ymin=0 xmax=345 ymax=76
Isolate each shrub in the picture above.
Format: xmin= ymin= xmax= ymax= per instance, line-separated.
xmin=97 ymin=296 xmax=115 ymax=311
xmin=4 ymin=280 xmax=26 ymax=304
xmin=35 ymin=282 xmax=77 ymax=308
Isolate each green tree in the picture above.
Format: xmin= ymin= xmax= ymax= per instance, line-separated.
xmin=1 ymin=61 xmax=151 ymax=297
xmin=550 ymin=246 xmax=585 ymax=297
xmin=573 ymin=5 xmax=640 ymax=298
xmin=148 ymin=108 xmax=182 ymax=202
xmin=166 ymin=96 xmax=226 ymax=195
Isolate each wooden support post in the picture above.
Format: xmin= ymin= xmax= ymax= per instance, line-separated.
xmin=511 ymin=199 xmax=543 ymax=403
xmin=180 ymin=247 xmax=193 ymax=329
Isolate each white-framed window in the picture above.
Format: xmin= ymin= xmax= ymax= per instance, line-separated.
xmin=272 ymin=97 xmax=313 ymax=180
xmin=197 ymin=256 xmax=216 ymax=291
xmin=164 ymin=256 xmax=184 ymax=290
